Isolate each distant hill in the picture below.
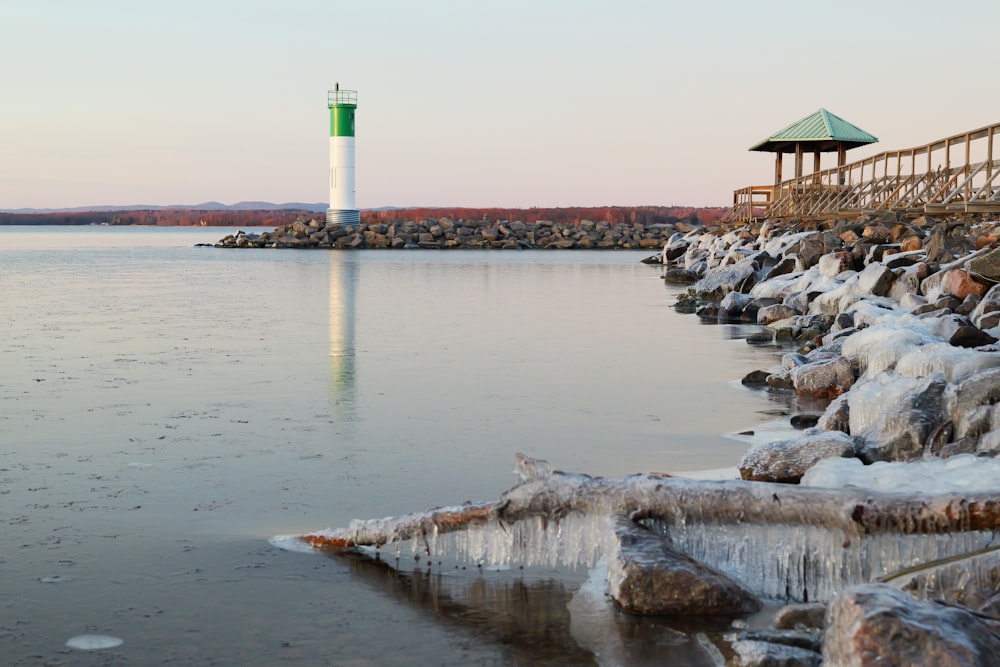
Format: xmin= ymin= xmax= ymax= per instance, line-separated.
xmin=1 ymin=202 xmax=329 ymax=214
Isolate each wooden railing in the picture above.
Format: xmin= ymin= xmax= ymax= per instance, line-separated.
xmin=725 ymin=121 xmax=1000 ymax=223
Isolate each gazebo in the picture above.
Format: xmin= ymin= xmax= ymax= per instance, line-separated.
xmin=750 ymin=109 xmax=878 ymax=185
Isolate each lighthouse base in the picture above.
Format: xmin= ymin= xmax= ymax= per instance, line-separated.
xmin=326 ymin=209 xmax=361 ymax=226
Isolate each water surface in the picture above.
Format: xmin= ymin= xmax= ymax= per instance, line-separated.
xmin=0 ymin=226 xmax=789 ymax=665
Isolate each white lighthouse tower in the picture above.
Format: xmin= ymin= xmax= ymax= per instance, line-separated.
xmin=327 ymin=83 xmax=359 ymax=226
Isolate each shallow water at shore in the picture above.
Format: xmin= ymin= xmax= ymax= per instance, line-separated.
xmin=1 ymin=226 xmax=792 ymax=665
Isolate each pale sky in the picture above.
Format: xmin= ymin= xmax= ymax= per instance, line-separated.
xmin=3 ymin=0 xmax=999 ymax=209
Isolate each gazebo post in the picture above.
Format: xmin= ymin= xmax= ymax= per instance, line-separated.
xmin=794 ymin=142 xmax=804 ymax=179
xmin=774 ymin=153 xmax=783 ymax=186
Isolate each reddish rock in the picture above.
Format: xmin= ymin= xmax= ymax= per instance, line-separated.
xmin=941 ymin=269 xmax=989 ymax=300
xmin=900 ymin=236 xmax=922 ymax=252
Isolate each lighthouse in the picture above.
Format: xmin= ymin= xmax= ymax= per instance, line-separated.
xmin=327 ymin=83 xmax=359 ymax=226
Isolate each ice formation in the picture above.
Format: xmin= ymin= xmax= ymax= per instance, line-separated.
xmin=801 ymin=455 xmax=1000 ymax=495
xmin=841 ymin=319 xmax=939 ymax=376
xmin=845 ymin=373 xmax=931 ymax=434
xmin=642 ymin=519 xmax=994 ymax=603
xmin=65 ymin=634 xmax=124 ymax=650
xmin=894 ymin=342 xmax=1000 ymax=381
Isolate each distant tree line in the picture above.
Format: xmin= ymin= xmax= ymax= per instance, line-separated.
xmin=0 ymin=205 xmax=729 ymax=228
xmin=363 ymin=206 xmax=728 ymax=227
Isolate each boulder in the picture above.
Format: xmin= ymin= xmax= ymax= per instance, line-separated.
xmin=731 ymin=638 xmax=821 ymax=667
xmin=970 ymin=283 xmax=1000 ymax=330
xmin=854 ymin=262 xmax=895 ymax=297
xmin=931 ymin=313 xmax=999 ymax=348
xmin=924 ymin=223 xmax=976 ymax=264
xmin=738 ymin=429 xmax=856 ymax=483
xmin=774 ymin=602 xmax=828 ymax=631
xmin=690 ymin=257 xmax=759 ymax=299
xmin=823 ymin=584 xmax=1000 ymax=667
xmin=818 ymin=251 xmax=853 ymax=277
xmin=792 ymin=356 xmax=855 ymax=400
xmin=966 ymin=245 xmax=1000 ymax=282
xmin=758 ymin=303 xmax=799 ymax=325
xmin=606 ymin=516 xmax=759 ymax=615
xmin=853 ymin=373 xmax=948 ymax=463
xmin=941 ymin=269 xmax=989 ymax=300
xmin=719 ymin=291 xmax=754 ymax=320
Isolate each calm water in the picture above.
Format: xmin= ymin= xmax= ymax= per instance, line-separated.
xmin=0 ymin=226 xmax=791 ymax=666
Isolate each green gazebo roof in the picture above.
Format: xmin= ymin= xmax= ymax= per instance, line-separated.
xmin=749 ymin=109 xmax=878 ymax=153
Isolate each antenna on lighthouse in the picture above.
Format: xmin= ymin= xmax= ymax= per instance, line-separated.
xmin=326 ymin=84 xmax=359 ymax=226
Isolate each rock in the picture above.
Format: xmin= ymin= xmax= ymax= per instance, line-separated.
xmin=792 ymin=356 xmax=855 ymax=400
xmin=944 ymin=367 xmax=1000 ymax=432
xmin=690 ymin=257 xmax=759 ymax=299
xmin=854 ymin=262 xmax=895 ymax=297
xmin=663 ymin=268 xmax=699 ymax=284
xmin=606 ymin=516 xmax=759 ymax=615
xmin=774 ymin=602 xmax=828 ymax=630
xmin=742 ymin=370 xmax=771 ymax=386
xmin=731 ymin=639 xmax=821 ymax=667
xmin=789 ymin=414 xmax=820 ymax=429
xmin=720 ymin=291 xmax=754 ymax=320
xmin=758 ymin=303 xmax=799 ymax=325
xmin=823 ymin=583 xmax=1000 ymax=667
xmin=738 ymin=429 xmax=856 ymax=483
xmin=766 ymin=370 xmax=795 ymax=390
xmin=941 ymin=269 xmax=989 ymax=300
xmin=970 ymin=283 xmax=1000 ymax=329
xmin=817 ymin=393 xmax=850 ymax=433
xmin=853 ymin=373 xmax=948 ymax=463
xmin=818 ymin=251 xmax=853 ymax=277
xmin=931 ymin=313 xmax=999 ymax=348
xmin=747 ymin=330 xmax=776 ymax=345
xmin=966 ymin=245 xmax=1000 ymax=282
xmin=925 ymin=223 xmax=976 ymax=264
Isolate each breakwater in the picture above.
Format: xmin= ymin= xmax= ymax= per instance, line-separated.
xmin=662 ymin=210 xmax=1000 ymax=665
xmin=214 ymin=217 xmax=687 ymax=249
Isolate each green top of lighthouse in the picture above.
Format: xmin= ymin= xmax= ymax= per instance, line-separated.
xmin=328 ymin=83 xmax=357 ymax=137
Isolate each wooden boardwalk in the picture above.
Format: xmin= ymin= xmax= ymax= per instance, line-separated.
xmin=724 ymin=121 xmax=1000 ymax=223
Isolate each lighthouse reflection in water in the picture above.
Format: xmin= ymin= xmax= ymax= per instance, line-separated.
xmin=328 ymin=257 xmax=357 ymax=421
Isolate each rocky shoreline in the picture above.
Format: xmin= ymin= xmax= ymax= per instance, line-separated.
xmin=214 ymin=216 xmax=686 ymax=250
xmin=663 ymin=211 xmax=1000 ymax=666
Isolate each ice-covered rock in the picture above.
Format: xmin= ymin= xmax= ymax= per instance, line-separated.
xmin=970 ymin=283 xmax=1000 ymax=330
xmin=894 ymin=342 xmax=1000 ymax=382
xmin=841 ymin=320 xmax=939 ymax=377
xmin=731 ymin=638 xmax=821 ymax=667
xmin=792 ymin=356 xmax=855 ymax=400
xmin=690 ymin=256 xmax=758 ymax=299
xmin=966 ymin=245 xmax=1000 ymax=282
xmin=606 ymin=516 xmax=759 ymax=615
xmin=850 ymin=372 xmax=947 ymax=463
xmin=823 ymin=584 xmax=1000 ymax=667
xmin=738 ymin=429 xmax=856 ymax=483
xmin=758 ymin=303 xmax=799 ymax=325
xmin=801 ymin=454 xmax=1000 ymax=494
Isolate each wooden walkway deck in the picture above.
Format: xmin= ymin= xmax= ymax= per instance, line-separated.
xmin=724 ymin=121 xmax=1000 ymax=223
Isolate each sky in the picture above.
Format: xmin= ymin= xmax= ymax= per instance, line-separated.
xmin=3 ymin=0 xmax=1000 ymax=210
